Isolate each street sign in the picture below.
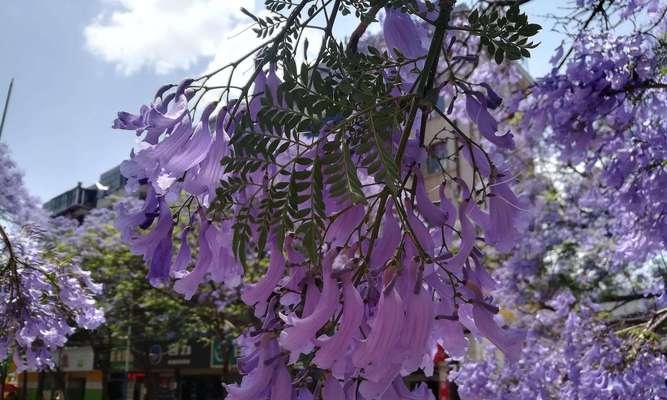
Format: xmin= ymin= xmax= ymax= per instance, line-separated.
xmin=210 ymin=338 xmax=225 ymax=368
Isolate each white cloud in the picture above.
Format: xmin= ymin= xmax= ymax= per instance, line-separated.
xmin=85 ymin=0 xmax=331 ymax=108
xmin=84 ymin=0 xmax=258 ymax=75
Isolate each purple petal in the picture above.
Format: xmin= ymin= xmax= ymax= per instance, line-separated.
xmin=370 ymin=203 xmax=400 ymax=269
xmin=270 ymin=363 xmax=293 ymax=400
xmin=480 ymin=83 xmax=503 ymax=109
xmin=415 ymin=170 xmax=447 ymax=226
xmin=279 ymin=254 xmax=339 ymax=357
xmin=183 ymin=108 xmax=230 ymax=204
xmin=322 ymin=375 xmax=345 ymax=400
xmin=383 ymin=7 xmax=427 ymax=60
xmin=486 ymin=180 xmax=524 ymax=252
xmin=399 ymin=288 xmax=434 ymax=371
xmin=472 ymin=304 xmax=525 ymax=363
xmin=146 ymin=93 xmax=188 ymax=131
xmin=325 ymin=205 xmax=366 ymax=247
xmin=249 ymin=70 xmax=267 ymax=120
xmin=164 ymin=102 xmax=216 ymax=175
xmin=314 ymin=276 xmax=364 ymax=370
xmin=171 ymin=227 xmax=192 ymax=278
xmin=242 ymin=239 xmax=286 ymax=312
xmin=174 ymin=221 xmax=213 ymax=299
xmin=353 ymin=287 xmax=404 ymax=378
xmin=466 ymin=94 xmax=514 ymax=149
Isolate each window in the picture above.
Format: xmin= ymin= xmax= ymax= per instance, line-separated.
xmin=426 ymin=140 xmax=451 ymax=174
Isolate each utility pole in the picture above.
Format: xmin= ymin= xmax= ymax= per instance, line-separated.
xmin=0 ymin=78 xmax=14 ymax=140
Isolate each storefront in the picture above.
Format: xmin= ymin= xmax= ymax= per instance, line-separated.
xmin=108 ymin=338 xmax=236 ymax=400
xmin=20 ymin=346 xmax=102 ymax=400
xmin=17 ymin=338 xmax=236 ymax=400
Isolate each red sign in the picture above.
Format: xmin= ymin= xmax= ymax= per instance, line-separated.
xmin=127 ymin=373 xmax=145 ymax=380
xmin=3 ymin=384 xmax=18 ymax=393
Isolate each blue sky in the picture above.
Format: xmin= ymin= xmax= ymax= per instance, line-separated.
xmin=0 ymin=0 xmax=563 ymax=202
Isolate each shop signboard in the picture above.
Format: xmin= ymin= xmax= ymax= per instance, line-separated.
xmin=110 ymin=339 xmax=231 ymax=371
xmin=59 ymin=346 xmax=95 ymax=371
xmin=210 ymin=338 xmax=224 ymax=368
xmin=210 ymin=337 xmax=235 ymax=368
xmin=148 ymin=341 xmax=210 ymax=369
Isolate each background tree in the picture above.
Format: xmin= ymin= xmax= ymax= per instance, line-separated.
xmin=0 ymin=143 xmax=104 ymax=400
xmin=51 ymin=199 xmax=252 ymax=399
xmin=453 ymin=0 xmax=667 ymax=398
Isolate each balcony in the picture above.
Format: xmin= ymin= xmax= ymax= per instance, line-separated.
xmin=43 ymin=182 xmax=98 ymax=219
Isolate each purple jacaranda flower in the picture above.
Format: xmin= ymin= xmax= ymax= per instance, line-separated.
xmin=295 ymin=388 xmax=314 ymax=400
xmin=147 ymin=233 xmax=173 ymax=287
xmin=465 ymin=195 xmax=491 ymax=233
xmin=266 ymin=65 xmax=281 ymax=100
xmin=279 ymin=252 xmax=339 ymax=360
xmin=461 ymin=142 xmax=492 ymax=177
xmin=144 ymin=79 xmax=190 ymax=130
xmin=457 ymin=302 xmax=481 ymax=336
xmin=443 ymin=181 xmax=475 ymax=276
xmin=302 ymin=277 xmax=322 ymax=317
xmin=353 ymin=287 xmax=404 ymax=385
xmin=487 ymin=179 xmax=524 ymax=252
xmin=249 ymin=70 xmax=267 ymax=120
xmin=115 ymin=187 xmax=159 ymax=242
xmin=383 ymin=7 xmax=427 ymax=60
xmin=438 ymin=183 xmax=458 ymax=241
xmin=225 ymin=335 xmax=281 ymax=400
xmin=174 ymin=220 xmax=213 ymax=299
xmin=399 ymin=286 xmax=434 ymax=372
xmin=284 ymin=233 xmax=306 ymax=265
xmin=281 ymin=238 xmax=306 ymax=305
xmin=142 ymin=93 xmax=178 ymax=144
xmin=480 ymin=83 xmax=503 ymax=109
xmin=171 ymin=227 xmax=192 ymax=278
xmin=324 ymin=204 xmax=366 ymax=247
xmin=360 ymin=374 xmax=398 ymax=400
xmin=388 ymin=378 xmax=436 ymax=400
xmin=370 ymin=202 xmax=400 ymax=270
xmin=205 ymin=220 xmax=243 ymax=288
xmin=1 ymin=146 xmax=104 ymax=370
xmin=154 ymin=83 xmax=175 ymax=99
xmin=112 ymin=106 xmax=149 ymax=131
xmin=396 ymin=136 xmax=428 ymax=168
xmin=469 ymin=252 xmax=498 ymax=291
xmin=428 ymin=275 xmax=469 ymax=357
xmin=150 ymin=116 xmax=194 ymax=171
xmin=550 ymin=41 xmax=565 ymax=66
xmin=314 ymin=274 xmax=363 ymax=371
xmin=415 ymin=170 xmax=448 ymax=227
xmin=472 ymin=303 xmax=525 ymax=363
xmin=164 ymin=102 xmax=216 ymax=176
xmin=415 ymin=0 xmax=439 ymax=20
xmin=183 ymin=107 xmax=231 ymax=205
xmin=466 ymin=94 xmax=515 ymax=149
xmin=270 ymin=362 xmax=293 ymax=400
xmin=113 ymin=80 xmax=191 ymax=144
xmin=322 ymin=375 xmax=346 ymax=399
xmin=249 ymin=65 xmax=282 ymax=121
xmin=404 ymin=201 xmax=434 ymax=259
xmin=280 ymin=248 xmax=306 ymax=306
xmin=126 ymin=197 xmax=174 ymax=286
xmin=383 ymin=6 xmax=429 ymax=97
xmin=242 ymin=238 xmax=286 ymax=315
